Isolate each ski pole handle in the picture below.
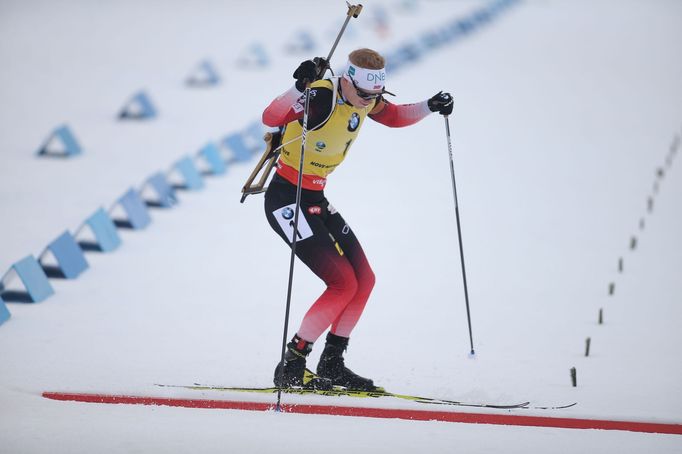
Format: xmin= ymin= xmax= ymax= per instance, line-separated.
xmin=347 ymin=2 xmax=363 ymax=18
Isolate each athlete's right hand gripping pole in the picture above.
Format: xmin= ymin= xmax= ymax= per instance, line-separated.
xmin=275 ymin=3 xmax=363 ymax=411
xmin=443 ymin=115 xmax=476 ymax=357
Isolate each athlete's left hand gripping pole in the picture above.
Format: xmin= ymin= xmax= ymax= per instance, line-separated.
xmin=276 ymin=3 xmax=363 ymax=412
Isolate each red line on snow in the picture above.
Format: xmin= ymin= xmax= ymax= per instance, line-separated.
xmin=42 ymin=392 xmax=682 ymax=435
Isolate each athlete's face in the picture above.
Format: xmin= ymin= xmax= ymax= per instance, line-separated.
xmin=340 ymin=76 xmax=381 ymax=109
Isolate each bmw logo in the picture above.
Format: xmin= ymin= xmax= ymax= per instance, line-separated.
xmin=282 ymin=207 xmax=294 ymax=220
xmin=348 ymin=113 xmax=360 ymax=132
xmin=315 ymin=141 xmax=326 ymax=151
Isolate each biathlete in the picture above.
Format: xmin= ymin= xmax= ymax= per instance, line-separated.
xmin=262 ymin=48 xmax=453 ymax=390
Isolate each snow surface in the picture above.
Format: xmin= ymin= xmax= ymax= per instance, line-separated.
xmin=1 ymin=0 xmax=682 ymax=452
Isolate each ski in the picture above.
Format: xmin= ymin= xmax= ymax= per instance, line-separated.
xmin=532 ymin=402 xmax=578 ymax=410
xmin=154 ymin=383 xmax=530 ymax=410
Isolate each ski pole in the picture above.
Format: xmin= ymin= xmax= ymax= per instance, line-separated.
xmin=320 ymin=2 xmax=363 ymax=77
xmin=275 ymin=2 xmax=364 ymax=411
xmin=276 ymin=85 xmax=311 ymax=411
xmin=443 ymin=115 xmax=475 ymax=356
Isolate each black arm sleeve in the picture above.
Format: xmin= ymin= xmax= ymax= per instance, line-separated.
xmin=298 ymin=86 xmax=334 ymax=131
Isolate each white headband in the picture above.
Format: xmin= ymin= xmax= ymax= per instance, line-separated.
xmin=344 ymin=61 xmax=386 ymax=92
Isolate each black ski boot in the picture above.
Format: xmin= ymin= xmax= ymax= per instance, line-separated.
xmin=274 ymin=335 xmax=332 ymax=390
xmin=316 ymin=332 xmax=376 ymax=391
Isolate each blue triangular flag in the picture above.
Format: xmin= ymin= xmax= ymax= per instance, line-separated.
xmin=237 ymin=43 xmax=269 ymax=68
xmin=0 ymin=295 xmax=10 ymax=326
xmin=186 ymin=60 xmax=221 ymax=86
xmin=174 ymin=156 xmax=204 ymax=190
xmin=119 ymin=91 xmax=157 ymax=119
xmin=285 ymin=30 xmax=316 ymax=54
xmin=2 ymin=256 xmax=55 ymax=303
xmin=36 ymin=125 xmax=82 ymax=157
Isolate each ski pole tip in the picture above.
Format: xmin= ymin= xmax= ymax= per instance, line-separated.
xmin=468 ymin=350 xmax=476 ymax=359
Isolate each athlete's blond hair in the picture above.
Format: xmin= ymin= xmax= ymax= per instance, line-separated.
xmin=348 ymin=48 xmax=385 ymax=70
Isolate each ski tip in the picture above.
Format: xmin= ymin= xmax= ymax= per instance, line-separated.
xmin=538 ymin=402 xmax=579 ymax=410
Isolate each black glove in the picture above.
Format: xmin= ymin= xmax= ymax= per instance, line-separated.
xmin=293 ymin=57 xmax=328 ymax=91
xmin=427 ymin=91 xmax=454 ymax=115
